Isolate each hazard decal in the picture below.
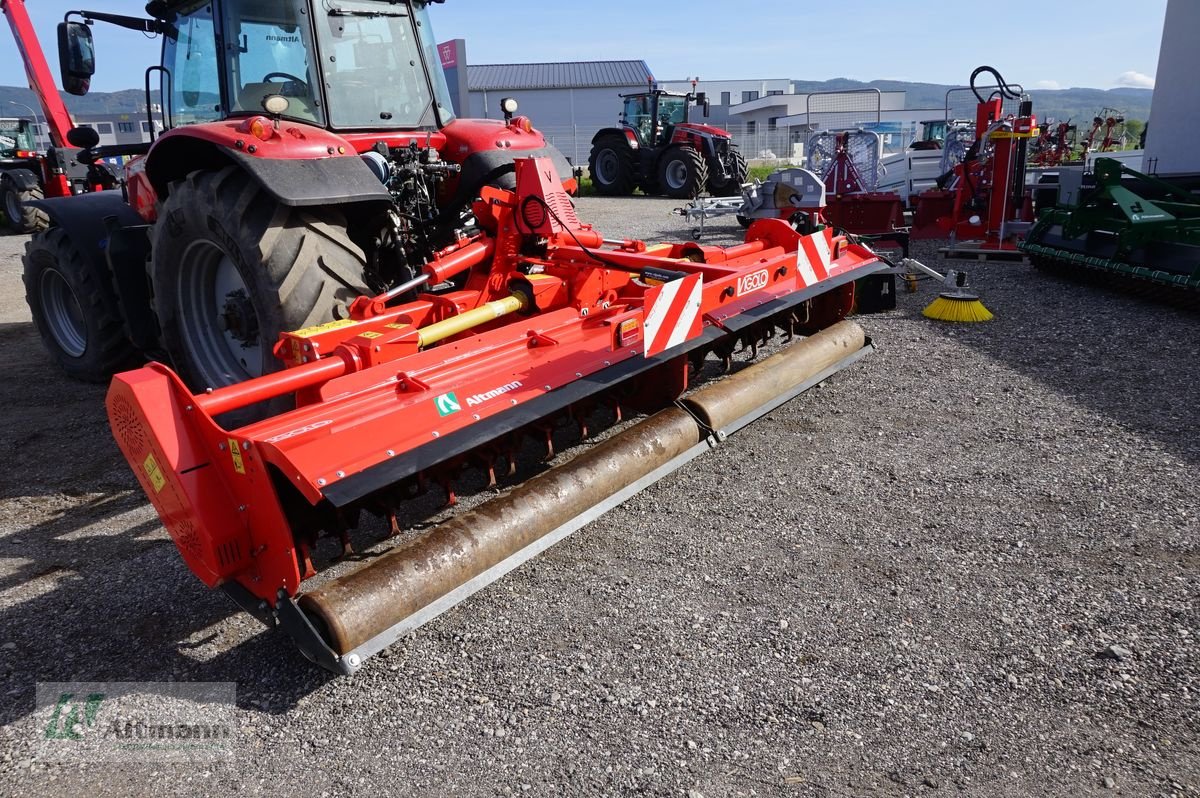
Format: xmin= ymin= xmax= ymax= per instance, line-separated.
xmin=643 ymin=274 xmax=703 ymax=358
xmin=796 ymin=227 xmax=835 ymax=287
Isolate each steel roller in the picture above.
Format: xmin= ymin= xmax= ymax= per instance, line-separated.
xmin=297 ymin=319 xmax=867 ymax=659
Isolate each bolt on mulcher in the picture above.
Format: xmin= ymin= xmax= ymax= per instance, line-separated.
xmin=109 ymin=156 xmax=888 ymax=673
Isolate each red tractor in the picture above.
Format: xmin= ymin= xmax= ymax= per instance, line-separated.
xmin=588 ymin=87 xmax=748 ymax=199
xmin=22 ymin=0 xmax=573 ymax=400
xmin=0 ymin=117 xmax=48 ymax=232
xmin=2 ymin=0 xmax=122 ymax=233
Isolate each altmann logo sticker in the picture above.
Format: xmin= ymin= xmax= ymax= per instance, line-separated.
xmin=34 ymin=682 xmax=237 ymax=763
xmin=435 ymin=392 xmax=461 ymax=416
xmin=466 ymin=381 xmax=523 ymax=408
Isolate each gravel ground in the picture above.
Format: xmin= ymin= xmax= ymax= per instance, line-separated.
xmin=0 ymin=196 xmax=1197 ymax=797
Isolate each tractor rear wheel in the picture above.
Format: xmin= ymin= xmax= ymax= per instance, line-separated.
xmin=22 ymin=227 xmax=138 ymax=381
xmin=151 ymin=166 xmax=370 ymax=401
xmin=1 ymin=170 xmax=48 ymax=234
xmin=707 ymin=146 xmax=748 ymax=196
xmin=588 ymin=136 xmax=637 ymax=196
xmin=658 ymin=146 xmax=708 ymax=199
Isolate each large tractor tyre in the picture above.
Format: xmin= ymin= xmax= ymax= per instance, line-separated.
xmin=708 ymin=147 xmax=749 ymax=197
xmin=657 ymin=147 xmax=709 ymax=200
xmin=588 ymin=137 xmax=637 ymax=196
xmin=22 ymin=227 xmax=138 ymax=381
xmin=151 ymin=166 xmax=371 ymax=404
xmin=1 ymin=171 xmax=49 ymax=234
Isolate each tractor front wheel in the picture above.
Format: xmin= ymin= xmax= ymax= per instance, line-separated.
xmin=1 ymin=170 xmax=48 ymax=234
xmin=658 ymin=147 xmax=708 ymax=200
xmin=22 ymin=227 xmax=138 ymax=380
xmin=151 ymin=167 xmax=370 ymax=403
xmin=707 ymin=146 xmax=748 ymax=197
xmin=588 ymin=136 xmax=637 ymax=196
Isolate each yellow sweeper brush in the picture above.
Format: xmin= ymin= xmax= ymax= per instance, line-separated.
xmin=900 ymin=259 xmax=993 ymax=323
xmin=923 ymin=275 xmax=994 ymax=322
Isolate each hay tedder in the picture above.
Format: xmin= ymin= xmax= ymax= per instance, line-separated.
xmin=109 ymin=156 xmax=886 ymax=673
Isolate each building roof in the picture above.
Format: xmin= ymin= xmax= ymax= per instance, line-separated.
xmin=467 ymin=61 xmax=653 ymax=91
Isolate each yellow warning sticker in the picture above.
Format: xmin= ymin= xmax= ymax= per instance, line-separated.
xmin=228 ymin=438 xmax=246 ymax=475
xmin=359 ymin=331 xmax=384 ymax=340
xmin=386 ymin=323 xmax=410 ymax=331
xmin=142 ymin=453 xmax=166 ymax=494
xmin=291 ymin=319 xmax=357 ymax=338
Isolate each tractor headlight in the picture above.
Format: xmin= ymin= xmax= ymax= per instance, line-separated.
xmin=262 ymin=94 xmax=291 ymax=116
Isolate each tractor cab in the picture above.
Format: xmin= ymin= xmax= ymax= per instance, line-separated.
xmin=156 ymin=0 xmax=456 ymax=131
xmin=621 ymin=90 xmax=701 ymax=148
xmin=0 ymin=118 xmax=38 ymax=161
xmin=62 ymin=0 xmax=458 ymax=134
xmin=910 ymin=118 xmax=974 ymax=152
xmin=622 ymin=91 xmax=685 ymax=146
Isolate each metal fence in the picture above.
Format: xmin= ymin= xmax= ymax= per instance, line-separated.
xmin=545 ymin=121 xmax=923 ymax=171
xmin=944 ymin=85 xmax=1026 ymax=124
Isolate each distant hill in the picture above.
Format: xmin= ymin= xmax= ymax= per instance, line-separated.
xmin=0 ymin=85 xmax=159 ymax=117
xmin=789 ymin=78 xmax=1152 ymax=124
xmin=0 ymin=79 xmax=1154 ymax=125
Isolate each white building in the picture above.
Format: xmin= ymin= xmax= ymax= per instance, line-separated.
xmin=658 ymin=78 xmax=795 ymax=124
xmin=465 ymin=60 xmax=653 ymax=166
xmin=1144 ymin=0 xmax=1199 ymax=176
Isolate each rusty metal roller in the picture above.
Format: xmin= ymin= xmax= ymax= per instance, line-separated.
xmin=300 ymin=407 xmax=702 ymax=655
xmin=683 ymin=320 xmax=865 ymax=432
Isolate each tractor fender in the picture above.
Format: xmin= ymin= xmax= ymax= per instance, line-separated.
xmin=27 ymin=191 xmax=144 ymax=276
xmin=143 ymin=133 xmax=391 ymax=209
xmin=450 ymin=144 xmax=575 ymax=208
xmin=27 ymin=191 xmax=152 ymax=346
xmin=222 ymin=149 xmax=392 ymax=207
xmin=0 ymin=167 xmax=41 ymax=192
xmin=591 ymin=127 xmax=639 ymax=148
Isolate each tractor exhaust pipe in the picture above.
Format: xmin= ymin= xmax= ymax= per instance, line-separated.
xmin=290 ymin=321 xmax=869 ymax=669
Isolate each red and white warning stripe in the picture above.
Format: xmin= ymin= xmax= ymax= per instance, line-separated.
xmin=796 ymin=228 xmax=835 ymax=286
xmin=643 ymin=273 xmax=703 ymax=357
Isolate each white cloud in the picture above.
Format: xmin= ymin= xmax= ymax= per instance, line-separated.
xmin=1115 ymin=71 xmax=1156 ymax=89
xmin=1034 ymin=80 xmax=1062 ymax=90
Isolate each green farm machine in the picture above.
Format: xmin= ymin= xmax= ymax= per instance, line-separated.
xmin=1020 ymin=158 xmax=1200 ymax=294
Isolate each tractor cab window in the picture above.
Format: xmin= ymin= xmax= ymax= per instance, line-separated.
xmin=163 ymin=4 xmax=223 ymax=126
xmin=316 ymin=1 xmax=446 ymax=130
xmin=658 ymin=96 xmax=687 ymax=126
xmin=0 ymin=119 xmax=35 ymax=156
xmin=923 ymin=120 xmax=948 ymax=143
xmin=223 ymin=0 xmax=322 ymax=123
xmin=623 ymin=95 xmax=654 ymax=143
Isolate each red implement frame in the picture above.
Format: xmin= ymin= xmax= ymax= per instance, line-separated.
xmin=2 ymin=0 xmax=80 ymax=199
xmin=108 ymin=158 xmax=885 ymax=607
xmin=2 ymin=0 xmax=75 ymax=148
xmin=937 ymin=97 xmax=1038 ymax=251
xmin=820 ymin=131 xmax=904 ymax=237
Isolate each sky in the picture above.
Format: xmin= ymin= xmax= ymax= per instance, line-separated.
xmin=0 ymin=0 xmax=1167 ymax=95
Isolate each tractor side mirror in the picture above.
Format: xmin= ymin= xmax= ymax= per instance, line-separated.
xmin=66 ymin=125 xmax=100 ymax=150
xmin=58 ymin=21 xmax=96 ymax=96
xmin=695 ymin=92 xmax=710 ymax=118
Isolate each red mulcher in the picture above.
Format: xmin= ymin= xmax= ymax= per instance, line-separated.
xmin=109 ymin=156 xmax=886 ymax=673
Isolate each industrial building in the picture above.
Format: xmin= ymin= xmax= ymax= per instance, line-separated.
xmin=462 ymin=60 xmax=653 ymax=165
xmin=459 ymin=61 xmax=944 ymax=165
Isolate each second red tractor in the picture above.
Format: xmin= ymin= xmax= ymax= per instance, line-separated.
xmin=588 ymin=87 xmax=748 ymax=199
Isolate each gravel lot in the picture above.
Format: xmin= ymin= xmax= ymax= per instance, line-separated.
xmin=0 ymin=196 xmax=1197 ymax=797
